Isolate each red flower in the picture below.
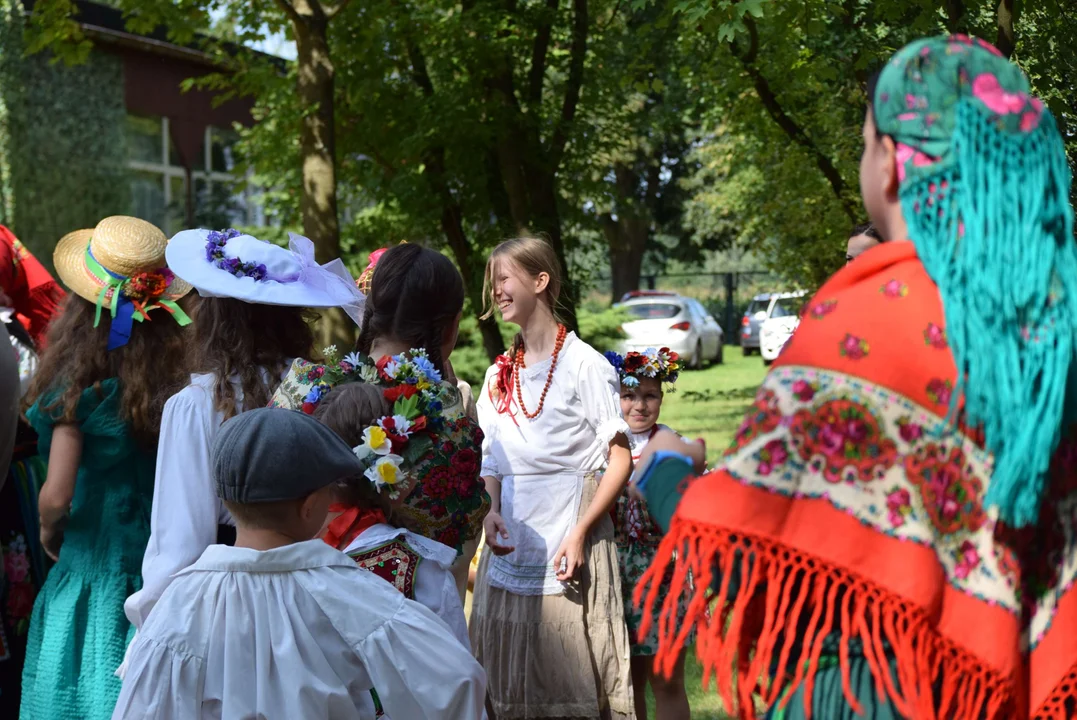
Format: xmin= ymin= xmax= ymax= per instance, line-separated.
xmin=383 ymin=384 xmax=419 ymax=403
xmin=899 ymin=419 xmax=924 ymax=443
xmin=410 ymin=416 xmax=427 ymax=433
xmin=375 ymin=355 xmax=393 ymax=381
xmin=438 ymin=526 xmax=461 ymax=551
xmin=452 ymin=448 xmax=479 ymax=475
xmin=301 ymin=402 xmax=317 ymax=415
xmin=423 ymin=467 xmax=456 ymax=500
xmin=791 ymin=379 xmax=815 ymax=402
xmin=623 ymin=354 xmax=647 ymax=373
xmin=6 ymin=581 xmax=34 ymax=620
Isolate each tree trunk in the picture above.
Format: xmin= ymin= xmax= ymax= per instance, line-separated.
xmin=602 ymin=212 xmax=648 ymax=304
xmin=995 ymin=0 xmax=1017 ymax=58
xmin=289 ymin=1 xmax=351 ymax=346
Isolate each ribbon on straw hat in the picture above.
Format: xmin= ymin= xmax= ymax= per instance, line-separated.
xmin=356 ymin=241 xmax=407 ymax=296
xmin=54 ymin=216 xmax=192 ymax=350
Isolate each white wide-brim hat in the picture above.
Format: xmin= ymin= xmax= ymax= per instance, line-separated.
xmin=167 ymin=230 xmax=365 ymax=326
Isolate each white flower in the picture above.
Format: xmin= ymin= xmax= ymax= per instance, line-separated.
xmin=322 ymin=345 xmax=338 ymax=358
xmin=364 ymin=454 xmax=404 ymax=491
xmin=361 ymin=425 xmax=393 ymax=455
xmin=343 ymin=351 xmax=363 ymax=369
xmin=378 ymin=414 xmax=413 ymax=438
xmin=359 ymin=364 xmax=380 ymax=383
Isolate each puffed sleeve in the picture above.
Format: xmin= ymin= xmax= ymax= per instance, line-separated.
xmin=576 ymin=352 xmax=631 ymax=458
xmin=359 ymin=599 xmax=487 ymax=719
xmin=124 ymin=385 xmax=219 ymax=630
xmin=112 ymin=635 xmax=204 ymax=719
xmin=27 ymin=378 xmax=131 ymax=468
xmin=475 ymin=364 xmax=502 ymax=480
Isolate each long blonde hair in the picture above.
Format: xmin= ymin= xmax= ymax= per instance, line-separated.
xmin=482 ymin=235 xmax=565 ymax=356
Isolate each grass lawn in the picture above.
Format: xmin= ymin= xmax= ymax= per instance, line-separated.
xmin=639 ymin=349 xmax=768 ymax=719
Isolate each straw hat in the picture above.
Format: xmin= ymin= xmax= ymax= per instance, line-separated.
xmin=54 ymin=216 xmax=192 ymax=306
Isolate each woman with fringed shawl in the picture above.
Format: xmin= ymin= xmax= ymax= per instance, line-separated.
xmin=633 ymin=35 xmax=1077 ymax=720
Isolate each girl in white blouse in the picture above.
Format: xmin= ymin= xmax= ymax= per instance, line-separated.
xmin=471 ymin=236 xmax=635 ymax=720
xmin=123 ymin=230 xmax=363 ymax=633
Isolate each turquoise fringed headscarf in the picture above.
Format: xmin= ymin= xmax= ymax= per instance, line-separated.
xmin=873 ymin=35 xmax=1077 ymax=527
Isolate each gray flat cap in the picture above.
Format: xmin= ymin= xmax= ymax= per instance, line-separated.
xmin=213 ymin=407 xmax=363 ymax=503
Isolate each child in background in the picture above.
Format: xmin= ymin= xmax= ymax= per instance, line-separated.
xmin=21 ymin=217 xmax=192 ymax=720
xmin=113 ymin=408 xmax=485 ymax=720
xmin=314 ymin=382 xmax=470 ymax=649
xmin=472 ymin=236 xmax=634 ymax=720
xmin=604 ymin=348 xmax=696 ymax=720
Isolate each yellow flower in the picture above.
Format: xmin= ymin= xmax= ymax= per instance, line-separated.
xmin=416 ymin=378 xmax=431 ymax=391
xmin=365 ymin=454 xmax=404 ymax=491
xmin=362 ymin=425 xmax=391 ymax=455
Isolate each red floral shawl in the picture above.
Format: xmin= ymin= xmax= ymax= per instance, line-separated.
xmin=0 ymin=226 xmax=64 ymax=348
xmin=637 ymin=242 xmax=1077 ymax=719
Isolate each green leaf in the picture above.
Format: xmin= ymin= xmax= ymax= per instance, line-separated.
xmin=393 ymin=393 xmax=421 ymax=420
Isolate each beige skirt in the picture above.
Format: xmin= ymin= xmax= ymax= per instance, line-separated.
xmin=470 ymin=473 xmax=634 ymax=720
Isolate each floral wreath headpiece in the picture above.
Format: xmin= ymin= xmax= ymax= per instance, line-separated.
xmin=604 ymin=347 xmax=681 ymax=390
xmin=300 ymin=345 xmax=448 ymax=500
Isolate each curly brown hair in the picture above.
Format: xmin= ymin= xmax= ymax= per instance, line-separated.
xmin=25 ymin=294 xmax=192 ymax=448
xmin=185 ymin=296 xmax=316 ymax=420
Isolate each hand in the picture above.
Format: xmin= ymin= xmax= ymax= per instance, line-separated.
xmin=483 ymin=512 xmax=515 ymax=555
xmin=40 ymin=524 xmax=63 ymax=562
xmin=635 ymin=429 xmax=707 ymax=479
xmin=553 ymin=526 xmax=586 ymax=582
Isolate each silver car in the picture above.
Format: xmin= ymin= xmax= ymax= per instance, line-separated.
xmin=616 ymin=292 xmax=724 ymax=368
xmin=739 ymin=293 xmax=773 ymax=355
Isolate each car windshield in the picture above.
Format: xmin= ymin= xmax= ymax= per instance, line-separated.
xmin=625 ymin=303 xmax=681 ymax=320
xmin=747 ymin=300 xmax=768 ymax=316
xmin=769 ymin=301 xmax=793 ymax=319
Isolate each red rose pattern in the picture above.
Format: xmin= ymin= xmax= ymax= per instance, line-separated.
xmin=904 ymin=444 xmax=986 ymax=536
xmin=789 ymin=398 xmax=898 ymax=484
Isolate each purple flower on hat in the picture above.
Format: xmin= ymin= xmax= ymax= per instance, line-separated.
xmin=204 ymin=228 xmax=271 ymax=283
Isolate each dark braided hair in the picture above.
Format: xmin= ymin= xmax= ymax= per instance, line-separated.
xmin=354 ymin=244 xmax=465 ymax=375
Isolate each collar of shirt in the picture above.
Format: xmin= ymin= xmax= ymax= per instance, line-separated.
xmin=179 ymin=539 xmax=356 ymax=576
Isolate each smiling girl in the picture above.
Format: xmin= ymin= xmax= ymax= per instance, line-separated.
xmin=471 ymin=236 xmax=634 ymax=720
xmin=605 ymin=349 xmax=695 ymax=720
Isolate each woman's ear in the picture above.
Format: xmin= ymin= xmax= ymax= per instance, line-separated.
xmin=881 ymin=135 xmax=900 ymax=200
xmin=534 ymin=271 xmax=550 ymax=295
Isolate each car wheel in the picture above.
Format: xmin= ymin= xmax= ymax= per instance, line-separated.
xmin=763 ymin=357 xmax=774 ymax=366
xmin=715 ymin=342 xmax=724 ymax=365
xmin=692 ymin=341 xmax=703 ymax=369
xmin=742 ymin=345 xmax=752 ymax=357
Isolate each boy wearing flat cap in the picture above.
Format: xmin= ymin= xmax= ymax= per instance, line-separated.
xmin=113 ymin=408 xmax=486 ymax=720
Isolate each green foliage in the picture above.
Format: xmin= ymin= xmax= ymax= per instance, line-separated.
xmin=0 ymin=0 xmax=129 ymax=268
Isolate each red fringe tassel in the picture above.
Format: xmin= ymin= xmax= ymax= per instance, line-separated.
xmin=634 ymin=519 xmax=1018 ymax=719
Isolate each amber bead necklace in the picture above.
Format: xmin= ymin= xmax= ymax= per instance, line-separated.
xmin=514 ymin=323 xmax=568 ymax=419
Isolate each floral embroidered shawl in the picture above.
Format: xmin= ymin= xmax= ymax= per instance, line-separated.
xmin=637 ymin=241 xmax=1077 ymax=719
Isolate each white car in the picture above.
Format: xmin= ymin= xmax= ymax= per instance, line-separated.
xmin=759 ymin=291 xmax=807 ymax=366
xmin=616 ymin=291 xmax=724 ymax=368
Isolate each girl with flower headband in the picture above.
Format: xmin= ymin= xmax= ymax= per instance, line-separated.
xmin=313 ymin=381 xmax=472 ymax=717
xmin=471 ymin=235 xmax=634 ymax=720
xmin=19 ymin=217 xmax=192 ymax=720
xmin=604 ymin=348 xmax=704 ymax=720
xmin=634 ymin=36 xmax=1077 ymax=719
xmin=123 ymin=228 xmax=364 ymax=637
xmin=269 ymin=243 xmax=490 ymax=600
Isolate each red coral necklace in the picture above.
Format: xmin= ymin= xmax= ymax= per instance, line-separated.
xmin=514 ymin=324 xmax=567 ymax=420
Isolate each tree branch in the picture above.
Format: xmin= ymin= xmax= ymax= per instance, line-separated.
xmin=995 ymin=0 xmax=1017 ymax=59
xmin=273 ymin=0 xmax=303 ymax=26
xmin=733 ymin=19 xmax=857 ymax=223
xmin=548 ymin=0 xmax=588 ymax=167
xmin=527 ymin=0 xmax=560 ymax=107
xmin=324 ymin=0 xmax=356 ymax=20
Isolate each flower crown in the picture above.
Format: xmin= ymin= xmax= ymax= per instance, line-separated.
xmin=302 ymin=346 xmax=448 ymax=500
xmin=604 ymin=347 xmax=681 ymax=390
xmin=205 ymin=228 xmax=268 ymax=281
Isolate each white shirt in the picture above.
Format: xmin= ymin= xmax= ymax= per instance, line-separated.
xmin=113 ymin=540 xmax=487 ymax=720
xmin=124 ymin=368 xmax=289 ymax=629
xmin=476 ymin=332 xmax=629 ymax=595
xmin=342 ymin=524 xmax=470 ymax=650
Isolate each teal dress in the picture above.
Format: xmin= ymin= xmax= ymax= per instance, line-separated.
xmin=19 ymin=379 xmax=156 ymax=720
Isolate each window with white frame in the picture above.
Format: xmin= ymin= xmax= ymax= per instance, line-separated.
xmin=126 ymin=114 xmax=265 ymax=235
